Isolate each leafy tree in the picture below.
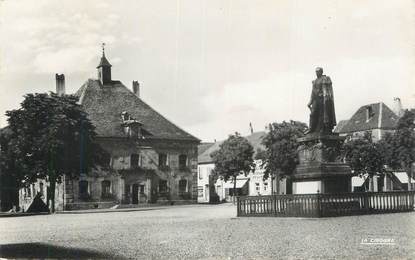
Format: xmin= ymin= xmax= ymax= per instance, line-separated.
xmin=0 ymin=127 xmax=20 ymax=211
xmin=342 ymin=132 xmax=385 ymax=191
xmin=377 ymin=132 xmax=397 ymax=169
xmin=260 ymin=121 xmax=307 ymax=194
xmin=254 ymin=148 xmax=266 ymax=161
xmin=385 ymin=109 xmax=415 ymax=190
xmin=210 ymin=132 xmax=255 ymax=203
xmin=3 ymin=93 xmax=106 ymax=212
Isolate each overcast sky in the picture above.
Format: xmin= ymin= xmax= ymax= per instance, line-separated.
xmin=0 ymin=0 xmax=414 ymax=142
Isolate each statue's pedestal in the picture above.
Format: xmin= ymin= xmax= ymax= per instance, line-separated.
xmin=292 ymin=133 xmax=352 ymax=194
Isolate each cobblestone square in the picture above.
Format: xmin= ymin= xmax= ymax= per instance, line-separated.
xmin=1 ymin=204 xmax=414 ymax=259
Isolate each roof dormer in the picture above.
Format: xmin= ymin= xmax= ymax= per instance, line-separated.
xmin=365 ymin=105 xmax=375 ymax=122
xmin=121 ymin=111 xmax=143 ymax=138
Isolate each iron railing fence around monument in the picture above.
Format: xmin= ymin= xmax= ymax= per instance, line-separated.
xmin=237 ymin=191 xmax=415 ymax=218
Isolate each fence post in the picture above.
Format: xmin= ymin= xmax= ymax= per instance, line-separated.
xmin=407 ymin=191 xmax=413 ymax=211
xmin=363 ymin=192 xmax=369 ymax=213
xmin=274 ymin=195 xmax=277 ymax=216
xmin=317 ymin=193 xmax=324 ymax=218
xmin=237 ymin=196 xmax=240 ymax=217
xmin=411 ymin=191 xmax=415 ymax=211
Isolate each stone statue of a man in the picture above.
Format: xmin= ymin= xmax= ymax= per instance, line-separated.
xmin=307 ymin=67 xmax=336 ymax=134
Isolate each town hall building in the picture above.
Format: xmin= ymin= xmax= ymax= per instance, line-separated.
xmin=19 ymin=49 xmax=200 ymax=211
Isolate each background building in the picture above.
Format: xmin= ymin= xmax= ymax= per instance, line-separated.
xmin=197 ymin=132 xmax=271 ymax=203
xmin=335 ymin=98 xmax=414 ymax=192
xmin=334 ymin=100 xmax=401 ymax=142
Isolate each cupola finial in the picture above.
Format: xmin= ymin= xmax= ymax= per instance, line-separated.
xmin=97 ymin=43 xmax=112 ymax=84
xmin=102 ymin=42 xmax=106 ymax=57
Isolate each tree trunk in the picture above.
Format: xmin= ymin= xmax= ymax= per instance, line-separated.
xmin=407 ymin=166 xmax=414 ymax=209
xmin=407 ymin=167 xmax=412 ymax=191
xmin=286 ymin=176 xmax=293 ymax=194
xmin=363 ymin=175 xmax=368 ymax=192
xmin=47 ymin=151 xmax=56 ymax=213
xmin=49 ymin=176 xmax=56 ymax=213
xmin=275 ymin=173 xmax=280 ymax=195
xmin=232 ymin=175 xmax=237 ymax=204
xmin=368 ymin=176 xmax=374 ymax=192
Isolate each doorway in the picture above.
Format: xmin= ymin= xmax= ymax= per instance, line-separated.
xmin=132 ymin=184 xmax=139 ymax=204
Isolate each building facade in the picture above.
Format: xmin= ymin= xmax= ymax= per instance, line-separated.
xmin=19 ymin=51 xmax=200 ymax=211
xmin=335 ymin=99 xmax=414 ymax=192
xmin=197 ymin=132 xmax=272 ymax=203
xmin=334 ymin=101 xmax=400 ymax=142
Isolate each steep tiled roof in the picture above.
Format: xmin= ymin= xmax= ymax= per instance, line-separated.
xmin=198 ymin=142 xmax=214 ymax=155
xmin=75 ymin=79 xmax=199 ymax=141
xmin=338 ymin=102 xmax=399 ymax=133
xmin=333 ymin=120 xmax=349 ymax=133
xmin=198 ymin=131 xmax=266 ymax=164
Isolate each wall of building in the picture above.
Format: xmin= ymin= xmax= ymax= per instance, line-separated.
xmin=197 ymin=163 xmax=215 ymax=203
xmin=197 ymin=160 xmax=273 ymax=203
xmin=63 ymin=138 xmax=199 ymax=208
xmin=248 ymin=160 xmax=271 ymax=196
xmin=71 ymin=174 xmax=123 ymax=203
xmin=341 ymin=129 xmax=395 ymax=142
xmin=17 ymin=138 xmax=198 ymax=211
xmin=19 ymin=178 xmax=65 ymax=212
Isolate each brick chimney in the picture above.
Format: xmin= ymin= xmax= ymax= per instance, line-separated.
xmin=132 ymin=81 xmax=140 ymax=98
xmin=393 ymin=97 xmax=404 ymax=117
xmin=55 ymin=74 xmax=65 ymax=96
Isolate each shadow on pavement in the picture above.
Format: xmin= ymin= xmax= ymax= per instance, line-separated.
xmin=0 ymin=242 xmax=125 ymax=259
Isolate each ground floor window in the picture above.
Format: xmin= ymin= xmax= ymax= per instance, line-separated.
xmin=79 ymin=180 xmax=89 ymax=200
xmin=177 ymin=179 xmax=190 ymax=199
xmin=197 ymin=186 xmax=203 ymax=197
xmin=179 ymin=179 xmax=187 ymax=193
xmin=255 ymin=183 xmax=260 ymax=191
xmin=101 ymin=180 xmax=112 ymax=198
xmin=159 ymin=180 xmax=168 ymax=194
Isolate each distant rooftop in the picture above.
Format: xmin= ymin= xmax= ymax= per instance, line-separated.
xmin=198 ymin=131 xmax=266 ymax=164
xmin=198 ymin=142 xmax=215 ymax=156
xmin=336 ymin=102 xmax=399 ymax=133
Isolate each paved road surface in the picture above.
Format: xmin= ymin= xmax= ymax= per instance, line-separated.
xmin=1 ymin=203 xmax=414 ymax=259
